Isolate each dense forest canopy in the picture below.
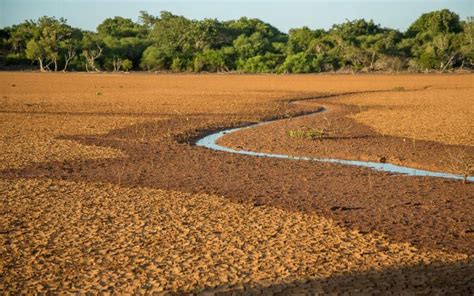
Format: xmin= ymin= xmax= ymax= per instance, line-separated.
xmin=1 ymin=9 xmax=472 ymax=73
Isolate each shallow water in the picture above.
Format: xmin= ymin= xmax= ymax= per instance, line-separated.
xmin=196 ymin=113 xmax=473 ymax=182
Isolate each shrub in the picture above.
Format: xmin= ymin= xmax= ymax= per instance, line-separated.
xmin=171 ymin=57 xmax=183 ymax=72
xmin=193 ymin=49 xmax=226 ymax=72
xmin=5 ymin=53 xmax=30 ymax=66
xmin=121 ymin=59 xmax=133 ymax=71
xmin=140 ymin=45 xmax=170 ymax=71
xmin=278 ymin=52 xmax=313 ymax=73
xmin=237 ymin=53 xmax=282 ymax=73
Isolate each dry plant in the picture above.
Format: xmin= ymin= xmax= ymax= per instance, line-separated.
xmin=152 ymin=120 xmax=161 ymax=135
xmin=112 ymin=160 xmax=128 ymax=186
xmin=447 ymin=149 xmax=473 ymax=184
xmin=149 ymin=158 xmax=155 ymax=171
xmin=138 ymin=126 xmax=148 ymax=143
xmin=368 ymin=169 xmax=373 ymax=191
xmin=133 ymin=165 xmax=144 ymax=184
xmin=112 ymin=142 xmax=128 ymax=186
xmin=412 ymin=137 xmax=417 ymax=152
xmin=322 ymin=116 xmax=354 ymax=138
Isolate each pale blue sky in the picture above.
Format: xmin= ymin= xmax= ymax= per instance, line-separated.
xmin=1 ymin=0 xmax=472 ymax=32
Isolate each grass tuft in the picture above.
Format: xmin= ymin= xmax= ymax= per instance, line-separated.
xmin=287 ymin=128 xmax=326 ymax=140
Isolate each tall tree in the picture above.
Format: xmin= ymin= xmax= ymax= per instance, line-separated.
xmin=405 ymin=9 xmax=463 ymax=71
xmin=24 ymin=17 xmax=73 ymax=71
xmin=81 ymin=32 xmax=103 ymax=72
xmin=98 ymin=17 xmax=147 ymax=71
xmin=1 ymin=9 xmax=473 ymax=73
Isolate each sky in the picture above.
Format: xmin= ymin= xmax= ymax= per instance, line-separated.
xmin=1 ymin=0 xmax=473 ymax=33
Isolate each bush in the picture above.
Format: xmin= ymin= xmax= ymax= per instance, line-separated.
xmin=140 ymin=45 xmax=170 ymax=71
xmin=122 ymin=59 xmax=133 ymax=71
xmin=418 ymin=50 xmax=440 ymax=70
xmin=278 ymin=52 xmax=313 ymax=73
xmin=237 ymin=53 xmax=282 ymax=73
xmin=193 ymin=49 xmax=226 ymax=72
xmin=374 ymin=56 xmax=405 ymax=72
xmin=5 ymin=53 xmax=30 ymax=66
xmin=170 ymin=57 xmax=182 ymax=72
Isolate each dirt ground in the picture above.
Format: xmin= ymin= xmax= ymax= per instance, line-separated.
xmin=1 ymin=72 xmax=473 ymax=294
xmin=220 ymin=96 xmax=474 ymax=176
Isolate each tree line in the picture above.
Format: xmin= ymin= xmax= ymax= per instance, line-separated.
xmin=0 ymin=9 xmax=472 ymax=73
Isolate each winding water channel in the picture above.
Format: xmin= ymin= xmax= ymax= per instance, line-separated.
xmin=196 ymin=108 xmax=473 ymax=182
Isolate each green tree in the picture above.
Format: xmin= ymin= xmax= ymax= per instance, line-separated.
xmin=2 ymin=9 xmax=473 ymax=73
xmin=149 ymin=12 xmax=196 ymax=54
xmin=194 ymin=19 xmax=233 ymax=50
xmin=7 ymin=21 xmax=35 ymax=56
xmin=459 ymin=18 xmax=474 ymax=69
xmin=97 ymin=16 xmax=146 ymax=38
xmin=406 ymin=9 xmax=462 ymax=38
xmin=24 ymin=17 xmax=74 ymax=71
xmin=139 ymin=11 xmax=159 ymax=33
xmin=59 ymin=28 xmax=82 ymax=71
xmin=233 ymin=32 xmax=270 ymax=60
xmin=225 ymin=17 xmax=285 ymax=42
xmin=405 ymin=10 xmax=464 ymax=71
xmin=142 ymin=12 xmax=199 ymax=70
xmin=25 ymin=39 xmax=46 ymax=70
xmin=287 ymin=27 xmax=319 ymax=54
xmin=98 ymin=17 xmax=147 ymax=71
xmin=327 ymin=19 xmax=396 ymax=72
xmin=81 ymin=32 xmax=104 ymax=72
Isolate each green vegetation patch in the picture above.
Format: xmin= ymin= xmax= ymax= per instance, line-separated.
xmin=1 ymin=9 xmax=472 ymax=73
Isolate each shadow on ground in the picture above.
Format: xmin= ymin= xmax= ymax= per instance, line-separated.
xmin=203 ymin=260 xmax=474 ymax=295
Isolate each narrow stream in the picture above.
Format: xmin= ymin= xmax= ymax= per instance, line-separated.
xmin=196 ymin=109 xmax=473 ymax=182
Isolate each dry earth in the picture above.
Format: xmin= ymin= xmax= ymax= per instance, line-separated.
xmin=344 ymin=86 xmax=474 ymax=147
xmin=0 ymin=72 xmax=473 ymax=294
xmin=219 ymin=93 xmax=474 ymax=175
xmin=3 ymin=178 xmax=471 ymax=294
xmin=0 ymin=113 xmax=158 ymax=170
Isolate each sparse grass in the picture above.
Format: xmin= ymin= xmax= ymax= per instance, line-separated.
xmin=287 ymin=116 xmax=355 ymax=142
